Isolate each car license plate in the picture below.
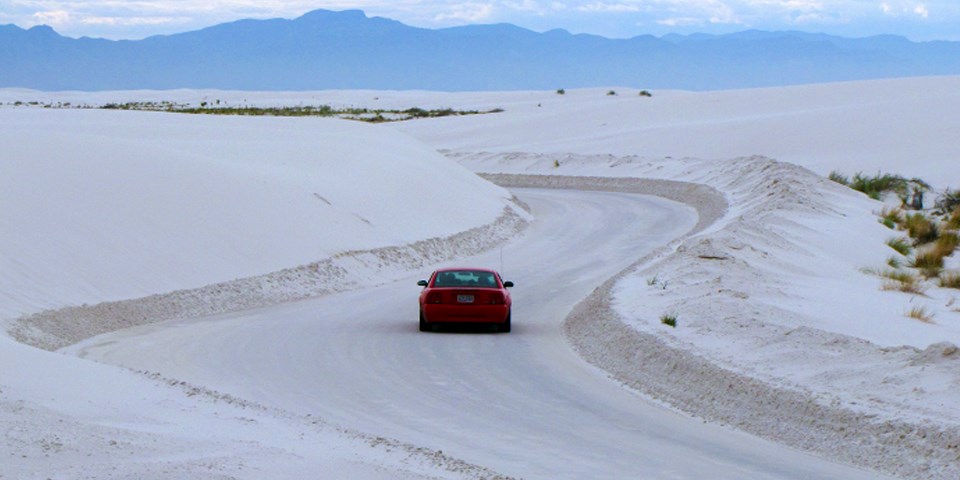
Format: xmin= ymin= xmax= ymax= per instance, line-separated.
xmin=457 ymin=294 xmax=474 ymax=303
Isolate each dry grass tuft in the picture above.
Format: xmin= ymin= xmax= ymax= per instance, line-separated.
xmin=911 ymin=249 xmax=945 ymax=278
xmin=933 ymin=231 xmax=959 ymax=257
xmin=905 ymin=306 xmax=935 ymax=323
xmin=948 ymin=208 xmax=960 ymax=230
xmin=879 ymin=269 xmax=926 ymax=295
xmin=903 ymin=213 xmax=939 ymax=245
xmin=940 ymin=272 xmax=960 ymax=289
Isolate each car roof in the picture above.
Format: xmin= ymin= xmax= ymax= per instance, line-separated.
xmin=435 ymin=267 xmax=497 ymax=273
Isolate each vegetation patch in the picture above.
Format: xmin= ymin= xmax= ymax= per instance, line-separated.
xmin=829 ymin=170 xmax=928 ymax=206
xmin=886 ymin=237 xmax=912 ymax=256
xmin=905 ymin=306 xmax=935 ymax=323
xmin=878 ymin=269 xmax=925 ymax=295
xmin=940 ymin=272 xmax=960 ymax=289
xmin=660 ymin=314 xmax=677 ymax=328
xmin=903 ymin=213 xmax=939 ymax=245
xmin=10 ymin=99 xmax=504 ymax=123
xmin=849 ymin=170 xmax=960 ymax=304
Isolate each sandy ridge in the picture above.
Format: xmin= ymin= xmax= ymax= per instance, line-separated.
xmin=480 ymin=166 xmax=960 ymax=480
xmin=9 ymin=204 xmax=529 ymax=352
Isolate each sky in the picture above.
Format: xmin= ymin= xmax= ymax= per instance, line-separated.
xmin=1 ymin=1 xmax=957 ymax=41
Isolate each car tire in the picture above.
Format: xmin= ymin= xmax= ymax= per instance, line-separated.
xmin=419 ymin=311 xmax=430 ymax=332
xmin=499 ymin=312 xmax=512 ymax=333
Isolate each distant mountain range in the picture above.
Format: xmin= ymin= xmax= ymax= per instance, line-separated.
xmin=3 ymin=9 xmax=960 ymax=91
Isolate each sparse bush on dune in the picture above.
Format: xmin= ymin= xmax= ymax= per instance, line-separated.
xmin=940 ymin=272 xmax=960 ymax=289
xmin=878 ymin=269 xmax=926 ymax=294
xmin=886 ymin=237 xmax=912 ymax=256
xmin=879 ymin=207 xmax=903 ymax=229
xmin=849 ymin=171 xmax=909 ymax=200
xmin=828 ymin=170 xmax=850 ymax=186
xmin=905 ymin=306 xmax=935 ymax=323
xmin=92 ymin=102 xmax=501 ymax=123
xmin=829 ymin=170 xmax=928 ymax=207
xmin=903 ymin=213 xmax=939 ymax=245
xmin=934 ymin=231 xmax=959 ymax=257
xmin=911 ymin=249 xmax=944 ymax=278
xmin=935 ymin=188 xmax=960 ymax=215
xmin=556 ymin=88 xmax=565 ymax=95
xmin=947 ymin=207 xmax=960 ymax=230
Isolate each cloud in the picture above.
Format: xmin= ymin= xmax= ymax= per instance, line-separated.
xmin=32 ymin=10 xmax=72 ymax=27
xmin=577 ymin=2 xmax=641 ymax=13
xmin=433 ymin=2 xmax=496 ymax=22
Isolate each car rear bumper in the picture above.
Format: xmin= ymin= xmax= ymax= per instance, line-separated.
xmin=422 ymin=304 xmax=510 ymax=324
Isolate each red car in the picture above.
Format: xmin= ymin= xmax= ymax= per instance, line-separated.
xmin=418 ymin=268 xmax=514 ymax=332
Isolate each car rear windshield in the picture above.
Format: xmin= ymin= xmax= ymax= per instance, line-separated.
xmin=433 ymin=270 xmax=499 ymax=288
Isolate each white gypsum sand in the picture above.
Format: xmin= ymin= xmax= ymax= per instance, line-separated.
xmin=2 ymin=77 xmax=959 ymax=479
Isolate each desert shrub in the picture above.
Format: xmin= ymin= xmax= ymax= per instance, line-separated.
xmin=886 ymin=237 xmax=912 ymax=256
xmin=639 ymin=90 xmax=652 ymax=97
xmin=912 ymin=249 xmax=944 ymax=278
xmin=935 ymin=188 xmax=960 ymax=215
xmin=848 ymin=172 xmax=909 ymax=200
xmin=828 ymin=171 xmax=850 ymax=185
xmin=934 ymin=232 xmax=959 ymax=257
xmin=947 ymin=207 xmax=960 ymax=230
xmin=660 ymin=314 xmax=677 ymax=328
xmin=877 ymin=269 xmax=926 ymax=294
xmin=903 ymin=213 xmax=939 ymax=245
xmin=940 ymin=272 xmax=960 ymax=289
xmin=556 ymin=88 xmax=565 ymax=95
xmin=887 ymin=256 xmax=902 ymax=268
xmin=607 ymin=90 xmax=617 ymax=96
xmin=879 ymin=207 xmax=903 ymax=229
xmin=906 ymin=306 xmax=935 ymax=323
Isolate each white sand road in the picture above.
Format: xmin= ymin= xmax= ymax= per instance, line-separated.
xmin=64 ymin=189 xmax=889 ymax=479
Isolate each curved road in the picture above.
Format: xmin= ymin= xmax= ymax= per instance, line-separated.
xmin=69 ymin=189 xmax=888 ymax=479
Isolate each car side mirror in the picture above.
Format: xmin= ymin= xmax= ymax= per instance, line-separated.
xmin=417 ymin=280 xmax=428 ymax=287
xmin=503 ymin=281 xmax=514 ymax=288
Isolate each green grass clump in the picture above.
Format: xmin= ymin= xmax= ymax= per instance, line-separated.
xmin=886 ymin=237 xmax=912 ymax=256
xmin=849 ymin=172 xmax=909 ymax=200
xmin=879 ymin=208 xmax=904 ymax=229
xmin=660 ymin=314 xmax=677 ymax=328
xmin=828 ymin=171 xmax=850 ymax=185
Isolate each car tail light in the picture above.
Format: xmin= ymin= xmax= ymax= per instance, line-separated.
xmin=488 ymin=292 xmax=505 ymax=304
xmin=427 ymin=292 xmax=443 ymax=304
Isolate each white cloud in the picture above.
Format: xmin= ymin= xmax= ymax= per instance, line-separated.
xmin=657 ymin=16 xmax=704 ymax=26
xmin=577 ymin=2 xmax=642 ymax=13
xmin=433 ymin=2 xmax=496 ymax=22
xmin=32 ymin=10 xmax=72 ymax=26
